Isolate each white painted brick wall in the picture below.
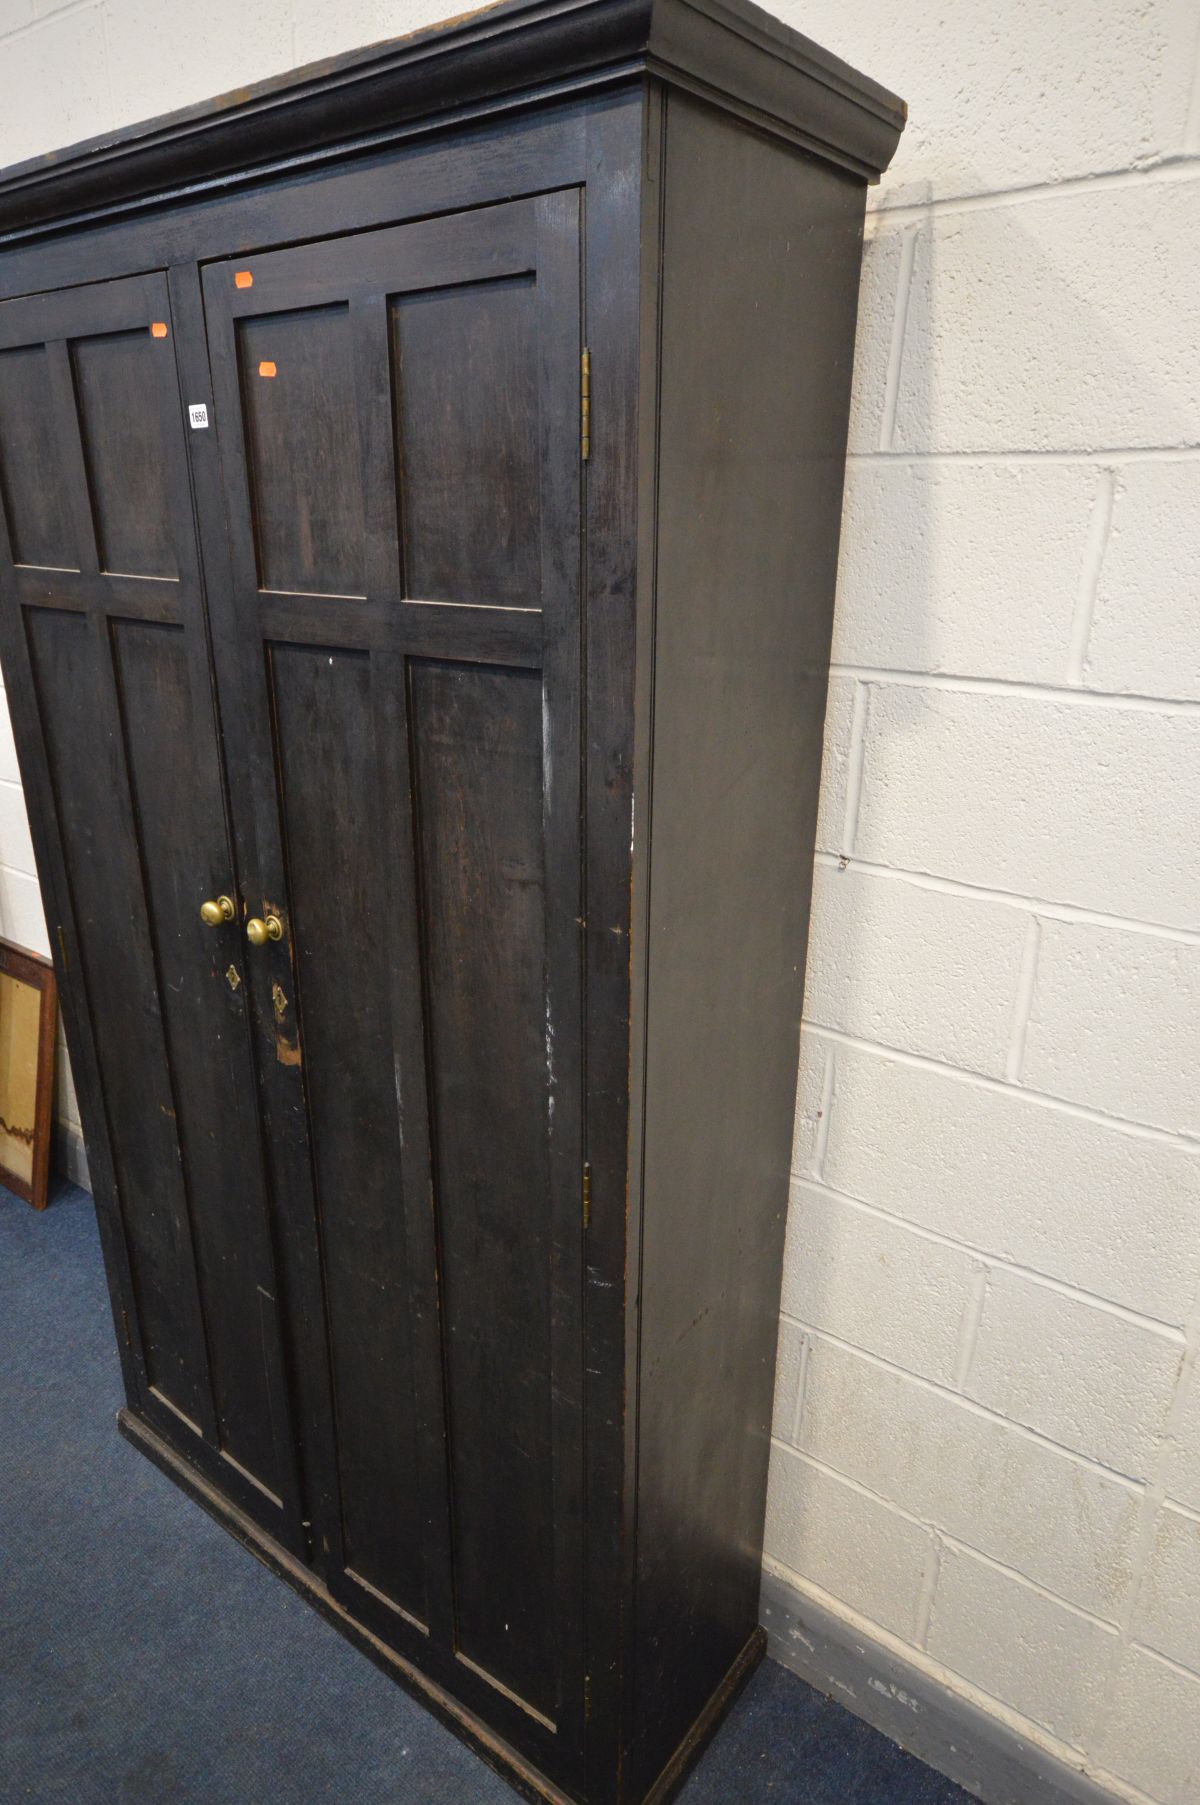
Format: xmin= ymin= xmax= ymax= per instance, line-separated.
xmin=1098 ymin=1649 xmax=1200 ymax=1805
xmin=765 ymin=1444 xmax=934 ymax=1640
xmin=781 ymin=1184 xmax=978 ymax=1387
xmin=798 ymin=1336 xmax=1143 ymax=1618
xmin=925 ymin=1544 xmax=1117 ymax=1749
xmin=804 ymin=863 xmax=1029 ymax=1076
xmin=964 ymin=1270 xmax=1183 ymax=1477
xmin=794 ymin=0 xmax=1200 ymax=208
xmin=766 ymin=0 xmax=1200 ymax=1794
xmin=859 ymin=184 xmax=1200 ymax=457
xmin=1021 ymin=920 xmax=1200 ymax=1136
xmin=1167 ymin=1372 xmax=1200 ymax=1514
xmin=816 ymin=1041 xmax=1200 ymax=1324
xmin=850 ymin=686 xmax=1200 ymax=928
xmin=833 ymin=461 xmax=1098 ymax=684
xmin=3 ymin=3 xmax=1200 ymax=1800
xmin=1088 ymin=463 xmax=1200 ymax=702
xmin=1134 ymin=1506 xmax=1200 ymax=1676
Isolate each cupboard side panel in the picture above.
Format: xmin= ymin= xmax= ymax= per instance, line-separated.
xmin=629 ymin=95 xmax=867 ymax=1797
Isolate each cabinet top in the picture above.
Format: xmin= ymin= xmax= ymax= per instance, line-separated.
xmin=0 ymin=0 xmax=904 ymax=243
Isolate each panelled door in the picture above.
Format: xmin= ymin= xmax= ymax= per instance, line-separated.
xmin=199 ymin=192 xmax=587 ymax=1782
xmin=0 ymin=274 xmax=306 ymax=1552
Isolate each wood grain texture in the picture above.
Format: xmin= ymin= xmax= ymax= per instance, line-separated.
xmin=0 ymin=346 xmax=76 ymax=568
xmin=395 ymin=274 xmax=540 ymax=607
xmin=72 ymin=330 xmax=178 ymax=578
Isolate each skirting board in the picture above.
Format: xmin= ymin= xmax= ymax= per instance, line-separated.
xmin=760 ymin=1568 xmax=1122 ymax=1805
xmin=53 ymin=1122 xmax=90 ymax=1192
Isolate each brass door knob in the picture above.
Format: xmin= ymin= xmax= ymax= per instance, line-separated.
xmin=199 ymin=895 xmax=235 ymax=927
xmin=246 ymin=914 xmax=283 ymax=947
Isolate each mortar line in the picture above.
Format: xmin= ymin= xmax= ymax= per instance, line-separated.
xmin=864 ymin=155 xmax=1200 ymax=226
xmin=0 ymin=0 xmax=95 ymax=44
xmin=847 ymin=446 xmax=1200 ymax=467
xmin=829 ymin=661 xmax=1200 ymax=715
xmin=1068 ymin=468 xmax=1116 ymax=684
xmin=0 ymin=861 xmax=45 ymax=888
xmin=765 ymin=1454 xmax=1124 ymax=1633
xmin=793 ymin=1330 xmax=812 ymax=1446
xmin=796 ymin=1323 xmax=1146 ymax=1490
xmin=781 ymin=1190 xmax=1191 ymax=1339
xmin=96 ymin=0 xmax=116 ymax=134
xmin=1084 ymin=1271 xmax=1200 ymax=1746
xmin=878 ymin=223 xmax=919 ymax=450
xmin=1158 ymin=1488 xmax=1200 ymax=1529
xmin=793 ymin=1335 xmax=815 ymax=1444
xmin=812 ymin=852 xmax=1200 ymax=947
xmin=805 ymin=1025 xmax=1200 ymax=1152
xmin=812 ymin=1043 xmax=835 ymax=1182
xmin=953 ymin=1265 xmax=990 ymax=1392
xmin=1005 ymin=915 xmax=1042 ymax=1084
xmin=1127 ymin=1639 xmax=1200 ymax=1686
xmin=841 ymin=680 xmax=871 ymax=854
xmin=914 ymin=1534 xmax=944 ymax=1647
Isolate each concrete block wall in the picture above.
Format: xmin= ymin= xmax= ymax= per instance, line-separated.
xmin=0 ymin=4 xmax=1197 ymax=1802
xmin=764 ymin=3 xmax=1200 ymax=1800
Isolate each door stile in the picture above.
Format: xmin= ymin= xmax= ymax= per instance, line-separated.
xmin=533 ymin=186 xmax=588 ymax=1750
xmin=166 ymin=259 xmax=346 ymax=1572
xmin=348 ymin=290 xmax=458 ymax=1646
xmin=146 ymin=271 xmax=311 ymax=1552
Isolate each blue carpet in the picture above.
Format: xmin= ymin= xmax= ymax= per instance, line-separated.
xmin=0 ymin=1182 xmax=978 ymax=1804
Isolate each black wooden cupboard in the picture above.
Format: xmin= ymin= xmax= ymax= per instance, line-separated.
xmin=0 ymin=4 xmax=903 ymax=1799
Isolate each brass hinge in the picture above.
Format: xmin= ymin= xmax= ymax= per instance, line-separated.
xmin=580 ymin=348 xmax=591 ymax=462
xmin=582 ymin=1162 xmax=592 ymax=1230
xmin=120 ymin=1308 xmax=132 ymax=1350
xmin=584 ymin=1673 xmax=592 ymax=1720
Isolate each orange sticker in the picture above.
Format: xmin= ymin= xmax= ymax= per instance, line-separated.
xmin=150 ymin=321 xmax=168 ymax=338
xmin=258 ymin=360 xmax=277 ymax=378
xmin=234 ymin=270 xmax=254 ymax=289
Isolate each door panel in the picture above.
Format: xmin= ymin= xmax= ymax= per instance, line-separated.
xmin=0 ymin=346 xmax=74 ymax=567
xmin=72 ymin=330 xmax=179 ymax=578
xmin=394 ymin=276 xmax=541 ymax=606
xmin=0 ymin=275 xmax=303 ymax=1546
xmin=410 ymin=656 xmax=558 ymax=1716
xmin=27 ymin=605 xmax=211 ymax=1426
xmin=237 ymin=304 xmax=365 ymax=596
xmin=269 ymin=640 xmax=427 ymax=1625
xmin=201 ymin=191 xmax=586 ymax=1782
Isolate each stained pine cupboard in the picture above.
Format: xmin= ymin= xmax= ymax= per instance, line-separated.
xmin=0 ymin=4 xmax=903 ymax=1800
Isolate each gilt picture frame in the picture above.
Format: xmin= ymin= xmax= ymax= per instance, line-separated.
xmin=0 ymin=938 xmax=57 ymax=1210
